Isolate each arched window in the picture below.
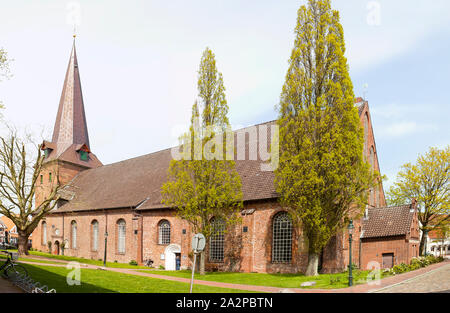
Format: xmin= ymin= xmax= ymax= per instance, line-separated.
xmin=158 ymin=220 xmax=171 ymax=245
xmin=209 ymin=217 xmax=225 ymax=263
xmin=117 ymin=219 xmax=126 ymax=254
xmin=369 ymin=146 xmax=375 ymax=168
xmin=42 ymin=221 xmax=47 ymax=245
xmin=91 ymin=220 xmax=99 ymax=251
xmin=71 ymin=221 xmax=77 ymax=249
xmin=364 ymin=113 xmax=369 ymax=155
xmin=272 ymin=212 xmax=293 ymax=263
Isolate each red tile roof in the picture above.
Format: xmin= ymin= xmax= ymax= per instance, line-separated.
xmin=53 ymin=122 xmax=278 ymax=213
xmin=361 ymin=204 xmax=416 ymax=239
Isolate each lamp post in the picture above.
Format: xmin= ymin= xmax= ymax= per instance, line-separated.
xmin=348 ymin=220 xmax=355 ymax=287
xmin=103 ymin=231 xmax=108 ymax=267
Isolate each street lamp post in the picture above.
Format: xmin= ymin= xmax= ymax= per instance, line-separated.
xmin=103 ymin=231 xmax=108 ymax=267
xmin=348 ymin=220 xmax=355 ymax=287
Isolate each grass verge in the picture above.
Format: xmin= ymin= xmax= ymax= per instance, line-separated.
xmin=12 ymin=263 xmax=255 ymax=293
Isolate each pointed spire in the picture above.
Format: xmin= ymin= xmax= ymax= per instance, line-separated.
xmin=43 ymin=40 xmax=102 ymax=169
xmin=52 ymin=39 xmax=90 ymax=151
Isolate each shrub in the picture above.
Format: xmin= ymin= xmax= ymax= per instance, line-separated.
xmin=159 ymin=265 xmax=165 ymax=270
xmin=129 ymin=260 xmax=138 ymax=266
xmin=392 ymin=263 xmax=409 ymax=274
xmin=425 ymin=255 xmax=438 ymax=264
xmin=437 ymin=256 xmax=444 ymax=263
xmin=410 ymin=258 xmax=423 ymax=268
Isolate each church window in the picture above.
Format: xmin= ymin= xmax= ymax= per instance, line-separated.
xmin=272 ymin=212 xmax=293 ymax=263
xmin=71 ymin=221 xmax=77 ymax=249
xmin=40 ymin=175 xmax=43 ymax=184
xmin=42 ymin=221 xmax=47 ymax=245
xmin=49 ymin=172 xmax=52 ymax=182
xmin=91 ymin=220 xmax=99 ymax=252
xmin=364 ymin=113 xmax=369 ymax=156
xmin=369 ymin=146 xmax=375 ymax=169
xmin=44 ymin=148 xmax=51 ymax=158
xmin=209 ymin=217 xmax=225 ymax=263
xmin=80 ymin=150 xmax=88 ymax=161
xmin=117 ymin=219 xmax=126 ymax=254
xmin=158 ymin=220 xmax=171 ymax=245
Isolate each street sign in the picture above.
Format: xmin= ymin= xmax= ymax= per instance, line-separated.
xmin=191 ymin=233 xmax=206 ymax=253
xmin=190 ymin=233 xmax=205 ymax=293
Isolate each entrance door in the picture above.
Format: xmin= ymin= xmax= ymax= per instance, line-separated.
xmin=164 ymin=244 xmax=181 ymax=271
xmin=175 ymin=253 xmax=181 ymax=271
xmin=54 ymin=241 xmax=60 ymax=255
xmin=382 ymin=253 xmax=394 ymax=269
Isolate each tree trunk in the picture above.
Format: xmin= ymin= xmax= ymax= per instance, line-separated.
xmin=419 ymin=230 xmax=427 ymax=256
xmin=305 ymin=253 xmax=319 ymax=276
xmin=199 ymin=251 xmax=206 ymax=275
xmin=17 ymin=232 xmax=29 ymax=256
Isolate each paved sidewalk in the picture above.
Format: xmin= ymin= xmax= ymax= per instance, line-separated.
xmin=373 ymin=262 xmax=450 ymax=293
xmin=16 ymin=257 xmax=450 ymax=293
xmin=0 ymin=277 xmax=23 ymax=293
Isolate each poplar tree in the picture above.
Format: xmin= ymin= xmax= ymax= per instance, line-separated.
xmin=162 ymin=48 xmax=243 ymax=275
xmin=275 ymin=0 xmax=375 ymax=276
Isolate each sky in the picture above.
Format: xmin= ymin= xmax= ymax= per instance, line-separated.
xmin=0 ymin=0 xmax=449 ymax=193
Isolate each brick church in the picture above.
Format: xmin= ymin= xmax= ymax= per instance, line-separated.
xmin=31 ymin=41 xmax=420 ymax=273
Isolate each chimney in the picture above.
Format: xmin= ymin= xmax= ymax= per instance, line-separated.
xmin=411 ymin=198 xmax=418 ymax=213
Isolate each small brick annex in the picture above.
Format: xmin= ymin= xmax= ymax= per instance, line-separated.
xmin=31 ymin=41 xmax=418 ymax=274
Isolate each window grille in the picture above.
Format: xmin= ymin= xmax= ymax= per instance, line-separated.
xmin=272 ymin=212 xmax=293 ymax=263
xmin=117 ymin=219 xmax=126 ymax=254
xmin=209 ymin=218 xmax=225 ymax=263
xmin=158 ymin=220 xmax=171 ymax=245
xmin=71 ymin=221 xmax=77 ymax=249
xmin=92 ymin=221 xmax=99 ymax=251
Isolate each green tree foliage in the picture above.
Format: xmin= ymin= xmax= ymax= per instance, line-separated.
xmin=275 ymin=0 xmax=376 ymax=276
xmin=162 ymin=48 xmax=243 ymax=275
xmin=388 ymin=146 xmax=449 ymax=255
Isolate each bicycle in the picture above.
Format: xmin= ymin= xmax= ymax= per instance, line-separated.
xmin=144 ymin=259 xmax=153 ymax=267
xmin=0 ymin=250 xmax=28 ymax=281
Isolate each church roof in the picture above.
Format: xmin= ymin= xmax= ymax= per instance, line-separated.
xmin=53 ymin=121 xmax=278 ymax=213
xmin=361 ymin=203 xmax=417 ymax=239
xmin=50 ymin=93 xmax=374 ymax=213
xmin=43 ymin=40 xmax=102 ymax=169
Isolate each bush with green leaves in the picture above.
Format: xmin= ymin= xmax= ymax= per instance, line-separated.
xmin=129 ymin=260 xmax=138 ymax=266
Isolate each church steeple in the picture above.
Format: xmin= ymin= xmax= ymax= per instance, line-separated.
xmin=52 ymin=39 xmax=90 ymax=149
xmin=42 ymin=39 xmax=102 ymax=169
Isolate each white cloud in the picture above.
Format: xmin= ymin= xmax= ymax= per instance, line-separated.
xmin=378 ymin=121 xmax=437 ymax=138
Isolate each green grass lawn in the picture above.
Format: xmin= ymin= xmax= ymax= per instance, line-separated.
xmin=0 ymin=253 xmax=63 ymax=265
xmin=138 ymin=269 xmax=391 ymax=289
xmin=9 ymin=263 xmax=254 ymax=293
xmin=7 ymin=250 xmax=152 ymax=269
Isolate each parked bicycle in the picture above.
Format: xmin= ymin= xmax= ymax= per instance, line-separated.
xmin=144 ymin=259 xmax=154 ymax=267
xmin=0 ymin=250 xmax=28 ymax=280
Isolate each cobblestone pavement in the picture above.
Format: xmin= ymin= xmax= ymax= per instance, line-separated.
xmin=375 ymin=263 xmax=450 ymax=293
